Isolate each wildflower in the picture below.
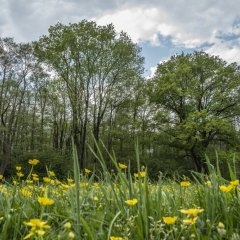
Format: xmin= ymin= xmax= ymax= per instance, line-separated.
xmin=21 ymin=188 xmax=32 ymax=197
xmin=110 ymin=237 xmax=124 ymax=240
xmin=84 ymin=168 xmax=92 ymax=174
xmin=28 ymin=159 xmax=39 ymax=165
xmin=38 ymin=197 xmax=54 ymax=206
xmin=17 ymin=172 xmax=24 ymax=178
xmin=206 ymin=181 xmax=212 ymax=186
xmin=162 ymin=216 xmax=178 ymax=225
xmin=23 ymin=219 xmax=50 ymax=239
xmin=118 ymin=163 xmax=127 ymax=169
xmin=183 ymin=217 xmax=198 ymax=225
xmin=32 ymin=173 xmax=38 ymax=177
xmin=134 ymin=172 xmax=146 ymax=178
xmin=180 ymin=181 xmax=191 ymax=187
xmin=68 ymin=231 xmax=75 ymax=239
xmin=26 ymin=180 xmax=33 ymax=184
xmin=16 ymin=166 xmax=22 ymax=171
xmin=64 ymin=222 xmax=72 ymax=229
xmin=94 ymin=182 xmax=100 ymax=188
xmin=230 ymin=180 xmax=239 ymax=186
xmin=180 ymin=208 xmax=204 ymax=217
xmin=134 ymin=173 xmax=139 ymax=177
xmin=79 ymin=182 xmax=89 ymax=187
xmin=219 ymin=185 xmax=234 ymax=192
xmin=43 ymin=177 xmax=51 ymax=183
xmin=125 ymin=198 xmax=138 ymax=206
xmin=49 ymin=171 xmax=55 ymax=177
xmin=218 ymin=222 xmax=225 ymax=229
xmin=217 ymin=222 xmax=226 ymax=236
xmin=13 ymin=180 xmax=19 ymax=185
xmin=0 ymin=175 xmax=3 ymax=180
xmin=33 ymin=176 xmax=39 ymax=181
xmin=67 ymin=178 xmax=74 ymax=184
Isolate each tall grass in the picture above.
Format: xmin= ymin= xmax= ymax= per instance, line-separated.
xmin=0 ymin=141 xmax=239 ymax=239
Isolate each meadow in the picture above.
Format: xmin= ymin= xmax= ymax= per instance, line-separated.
xmin=0 ymin=147 xmax=240 ymax=240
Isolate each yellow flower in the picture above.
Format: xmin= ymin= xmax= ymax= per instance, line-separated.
xmin=13 ymin=180 xmax=19 ymax=185
xmin=125 ymin=198 xmax=138 ymax=206
xmin=206 ymin=181 xmax=212 ymax=186
xmin=219 ymin=185 xmax=234 ymax=193
xmin=134 ymin=172 xmax=146 ymax=178
xmin=0 ymin=175 xmax=3 ymax=180
xmin=162 ymin=216 xmax=178 ymax=225
xmin=110 ymin=237 xmax=124 ymax=240
xmin=180 ymin=181 xmax=191 ymax=187
xmin=43 ymin=177 xmax=51 ymax=183
xmin=38 ymin=197 xmax=54 ymax=206
xmin=49 ymin=171 xmax=55 ymax=177
xmin=79 ymin=182 xmax=89 ymax=187
xmin=134 ymin=173 xmax=139 ymax=177
xmin=218 ymin=222 xmax=225 ymax=229
xmin=84 ymin=168 xmax=92 ymax=174
xmin=21 ymin=188 xmax=32 ymax=197
xmin=94 ymin=182 xmax=100 ymax=188
xmin=32 ymin=173 xmax=38 ymax=177
xmin=64 ymin=222 xmax=72 ymax=229
xmin=17 ymin=172 xmax=24 ymax=178
xmin=230 ymin=180 xmax=239 ymax=186
xmin=183 ymin=217 xmax=198 ymax=225
xmin=16 ymin=166 xmax=22 ymax=171
xmin=28 ymin=159 xmax=39 ymax=165
xmin=23 ymin=219 xmax=50 ymax=239
xmin=33 ymin=176 xmax=39 ymax=181
xmin=25 ymin=180 xmax=33 ymax=184
xmin=180 ymin=208 xmax=204 ymax=217
xmin=67 ymin=178 xmax=74 ymax=184
xmin=118 ymin=163 xmax=127 ymax=169
xmin=68 ymin=231 xmax=75 ymax=239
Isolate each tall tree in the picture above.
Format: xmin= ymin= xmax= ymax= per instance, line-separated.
xmin=35 ymin=20 xmax=144 ymax=168
xmin=149 ymin=52 xmax=240 ymax=172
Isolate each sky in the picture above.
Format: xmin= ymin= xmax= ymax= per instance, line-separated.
xmin=0 ymin=0 xmax=240 ymax=77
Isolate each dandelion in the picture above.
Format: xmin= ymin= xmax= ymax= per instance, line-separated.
xmin=68 ymin=231 xmax=75 ymax=239
xmin=38 ymin=197 xmax=54 ymax=206
xmin=84 ymin=168 xmax=92 ymax=174
xmin=183 ymin=217 xmax=198 ymax=225
xmin=25 ymin=180 xmax=33 ymax=184
xmin=49 ymin=171 xmax=55 ymax=177
xmin=79 ymin=182 xmax=89 ymax=187
xmin=16 ymin=166 xmax=22 ymax=171
xmin=33 ymin=176 xmax=39 ymax=181
xmin=21 ymin=188 xmax=32 ymax=197
xmin=0 ymin=175 xmax=3 ymax=180
xmin=206 ymin=181 xmax=212 ymax=186
xmin=219 ymin=185 xmax=234 ymax=192
xmin=23 ymin=219 xmax=50 ymax=239
xmin=67 ymin=178 xmax=74 ymax=184
xmin=32 ymin=173 xmax=38 ymax=177
xmin=110 ymin=237 xmax=124 ymax=240
xmin=17 ymin=172 xmax=24 ymax=178
xmin=43 ymin=177 xmax=51 ymax=183
xmin=180 ymin=208 xmax=204 ymax=217
xmin=64 ymin=222 xmax=72 ymax=229
xmin=230 ymin=180 xmax=239 ymax=186
xmin=28 ymin=159 xmax=39 ymax=165
xmin=180 ymin=181 xmax=191 ymax=187
xmin=118 ymin=163 xmax=127 ymax=169
xmin=162 ymin=216 xmax=178 ymax=225
xmin=125 ymin=198 xmax=138 ymax=206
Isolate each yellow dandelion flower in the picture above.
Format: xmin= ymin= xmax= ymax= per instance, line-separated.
xmin=28 ymin=159 xmax=39 ymax=165
xmin=79 ymin=182 xmax=89 ymax=187
xmin=33 ymin=176 xmax=39 ymax=181
xmin=25 ymin=180 xmax=33 ymax=184
xmin=230 ymin=180 xmax=239 ymax=186
xmin=219 ymin=185 xmax=234 ymax=193
xmin=49 ymin=171 xmax=55 ymax=177
xmin=32 ymin=173 xmax=38 ymax=177
xmin=24 ymin=218 xmax=50 ymax=228
xmin=67 ymin=178 xmax=74 ymax=183
xmin=134 ymin=173 xmax=139 ymax=177
xmin=118 ymin=163 xmax=127 ymax=169
xmin=183 ymin=217 xmax=198 ymax=225
xmin=38 ymin=197 xmax=54 ymax=206
xmin=110 ymin=237 xmax=124 ymax=240
xmin=180 ymin=208 xmax=204 ymax=217
xmin=21 ymin=188 xmax=32 ymax=197
xmin=43 ymin=177 xmax=51 ymax=183
xmin=17 ymin=172 xmax=24 ymax=178
xmin=180 ymin=181 xmax=191 ymax=187
xmin=162 ymin=216 xmax=178 ymax=225
xmin=16 ymin=166 xmax=22 ymax=171
xmin=84 ymin=168 xmax=92 ymax=174
xmin=125 ymin=198 xmax=138 ymax=206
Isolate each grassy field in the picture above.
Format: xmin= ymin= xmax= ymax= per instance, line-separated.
xmin=0 ymin=148 xmax=240 ymax=240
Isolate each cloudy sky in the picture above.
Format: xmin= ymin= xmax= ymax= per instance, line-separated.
xmin=1 ymin=0 xmax=240 ymax=76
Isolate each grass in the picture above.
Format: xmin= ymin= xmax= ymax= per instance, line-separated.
xmin=0 ymin=144 xmax=239 ymax=239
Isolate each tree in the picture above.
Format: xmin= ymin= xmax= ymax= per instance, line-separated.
xmin=149 ymin=52 xmax=240 ymax=172
xmin=35 ymin=20 xmax=144 ymax=168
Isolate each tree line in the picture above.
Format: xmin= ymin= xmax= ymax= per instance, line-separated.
xmin=1 ymin=20 xmax=240 ymax=177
